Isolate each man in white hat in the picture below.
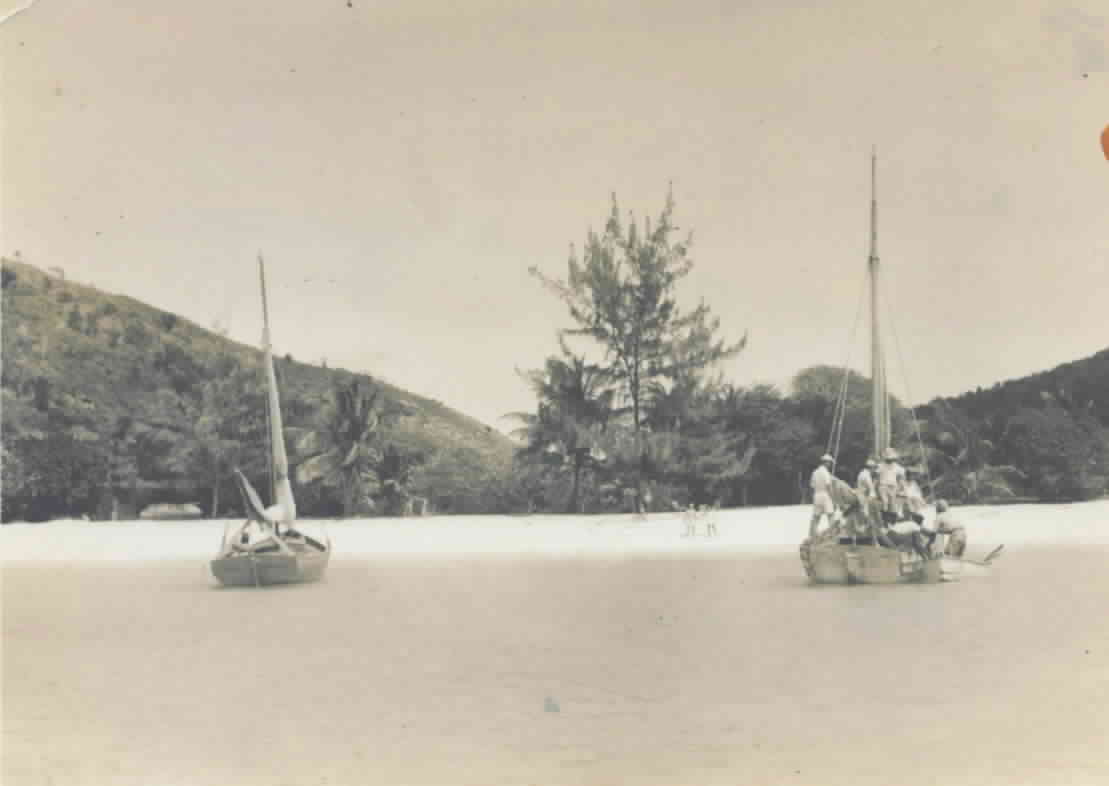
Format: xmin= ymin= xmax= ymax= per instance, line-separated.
xmin=877 ymin=448 xmax=906 ymax=524
xmin=809 ymin=454 xmax=837 ymax=538
xmin=854 ymin=457 xmax=883 ymax=540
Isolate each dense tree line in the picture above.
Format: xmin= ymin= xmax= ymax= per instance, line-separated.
xmin=514 ymin=193 xmax=1109 ymax=514
xmin=3 ymin=246 xmax=1106 ymax=523
xmin=0 ymin=353 xmax=437 ymax=522
xmin=0 ymin=259 xmax=512 ymax=522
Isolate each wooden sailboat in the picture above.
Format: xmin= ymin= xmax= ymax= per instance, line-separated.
xmin=210 ymin=258 xmax=330 ymax=587
xmin=799 ymin=154 xmax=1001 ymax=585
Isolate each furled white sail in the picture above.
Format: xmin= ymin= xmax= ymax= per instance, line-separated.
xmin=259 ymin=257 xmax=297 ymax=524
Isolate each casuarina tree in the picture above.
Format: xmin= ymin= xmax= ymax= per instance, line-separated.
xmin=530 ymin=188 xmax=744 ymax=511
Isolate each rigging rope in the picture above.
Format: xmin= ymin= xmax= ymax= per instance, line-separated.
xmin=884 ymin=287 xmax=936 ymax=502
xmin=263 ymin=353 xmax=274 ymax=509
xmin=827 ymin=273 xmax=868 ymax=469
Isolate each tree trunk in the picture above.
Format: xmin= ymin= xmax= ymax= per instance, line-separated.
xmin=570 ymin=460 xmax=582 ymax=515
xmin=631 ymin=362 xmax=643 ymax=514
xmin=343 ymin=475 xmax=355 ymax=518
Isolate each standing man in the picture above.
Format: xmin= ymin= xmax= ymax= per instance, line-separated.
xmin=856 ymin=457 xmax=881 ymax=541
xmin=856 ymin=456 xmax=873 ymax=498
xmin=809 ymin=454 xmax=837 ymax=538
xmin=877 ymin=449 xmax=906 ymax=524
xmin=856 ymin=458 xmax=877 ymax=499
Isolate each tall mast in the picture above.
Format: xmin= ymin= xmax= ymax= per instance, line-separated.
xmin=868 ymin=150 xmax=889 ymax=458
xmin=258 ymin=254 xmax=296 ymax=523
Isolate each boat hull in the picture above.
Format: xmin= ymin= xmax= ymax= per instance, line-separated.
xmin=801 ymin=540 xmax=962 ymax=584
xmin=211 ymin=544 xmax=329 ymax=587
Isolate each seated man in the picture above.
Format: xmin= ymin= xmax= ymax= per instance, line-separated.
xmin=932 ymin=499 xmax=967 ymax=557
xmin=902 ymin=471 xmax=927 ymax=525
xmin=885 ymin=519 xmax=933 ymax=560
xmin=825 ymin=473 xmax=892 ymax=545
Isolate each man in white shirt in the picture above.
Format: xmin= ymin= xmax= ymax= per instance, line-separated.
xmin=877 ymin=449 xmax=906 ymax=523
xmin=856 ymin=458 xmax=877 ymax=498
xmin=809 ymin=454 xmax=837 ymax=538
xmin=854 ymin=458 xmax=884 ymax=540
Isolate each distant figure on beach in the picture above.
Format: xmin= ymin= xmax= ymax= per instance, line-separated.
xmin=877 ymin=449 xmax=906 ymax=524
xmin=932 ymin=499 xmax=967 ymax=557
xmin=809 ymin=454 xmax=837 ymax=538
xmin=704 ymin=503 xmax=719 ymax=537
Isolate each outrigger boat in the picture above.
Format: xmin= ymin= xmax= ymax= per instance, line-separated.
xmin=211 ymin=258 xmax=330 ymax=587
xmin=799 ymin=154 xmax=1002 ymax=585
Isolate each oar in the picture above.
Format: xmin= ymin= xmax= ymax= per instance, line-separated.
xmin=982 ymin=544 xmax=1005 ymax=564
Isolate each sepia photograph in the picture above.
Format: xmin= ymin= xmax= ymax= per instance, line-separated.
xmin=2 ymin=0 xmax=1107 ymax=784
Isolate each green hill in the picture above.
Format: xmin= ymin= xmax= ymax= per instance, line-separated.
xmin=916 ymin=348 xmax=1109 ymax=503
xmin=936 ymin=348 xmax=1109 ymax=427
xmin=1 ymin=258 xmax=515 ymax=521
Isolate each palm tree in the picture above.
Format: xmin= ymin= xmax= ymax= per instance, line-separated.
xmin=510 ymin=345 xmax=614 ymax=513
xmin=184 ymin=365 xmax=268 ymax=517
xmin=294 ymin=378 xmax=385 ymax=516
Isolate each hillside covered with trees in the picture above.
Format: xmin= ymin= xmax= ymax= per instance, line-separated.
xmin=1 ymin=258 xmax=516 ymax=522
xmin=4 ymin=237 xmax=1107 ymax=524
xmin=917 ymin=349 xmax=1109 ymax=504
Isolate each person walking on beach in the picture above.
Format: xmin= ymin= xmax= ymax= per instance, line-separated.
xmin=675 ymin=502 xmax=697 ymax=537
xmin=704 ymin=503 xmax=719 ymax=537
xmin=809 ymin=454 xmax=837 ymax=538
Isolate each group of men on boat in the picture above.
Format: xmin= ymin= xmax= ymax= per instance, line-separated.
xmin=809 ymin=449 xmax=967 ymax=559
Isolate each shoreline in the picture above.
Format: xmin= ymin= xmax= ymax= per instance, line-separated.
xmin=3 ymin=499 xmax=1108 ymax=564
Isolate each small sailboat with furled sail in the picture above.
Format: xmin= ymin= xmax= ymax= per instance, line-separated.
xmin=799 ymin=153 xmax=1001 ymax=585
xmin=210 ymin=257 xmax=330 ymax=587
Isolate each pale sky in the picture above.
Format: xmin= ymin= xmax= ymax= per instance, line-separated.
xmin=2 ymin=0 xmax=1106 ymax=431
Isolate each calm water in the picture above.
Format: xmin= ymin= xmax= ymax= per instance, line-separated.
xmin=4 ymin=539 xmax=1108 ymax=786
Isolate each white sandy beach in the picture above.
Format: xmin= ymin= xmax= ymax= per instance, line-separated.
xmin=4 ymin=501 xmax=1109 ymax=786
xmin=5 ymin=500 xmax=1109 ymax=562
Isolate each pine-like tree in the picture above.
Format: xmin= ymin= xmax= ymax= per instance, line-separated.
xmin=531 ymin=189 xmax=744 ymax=510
